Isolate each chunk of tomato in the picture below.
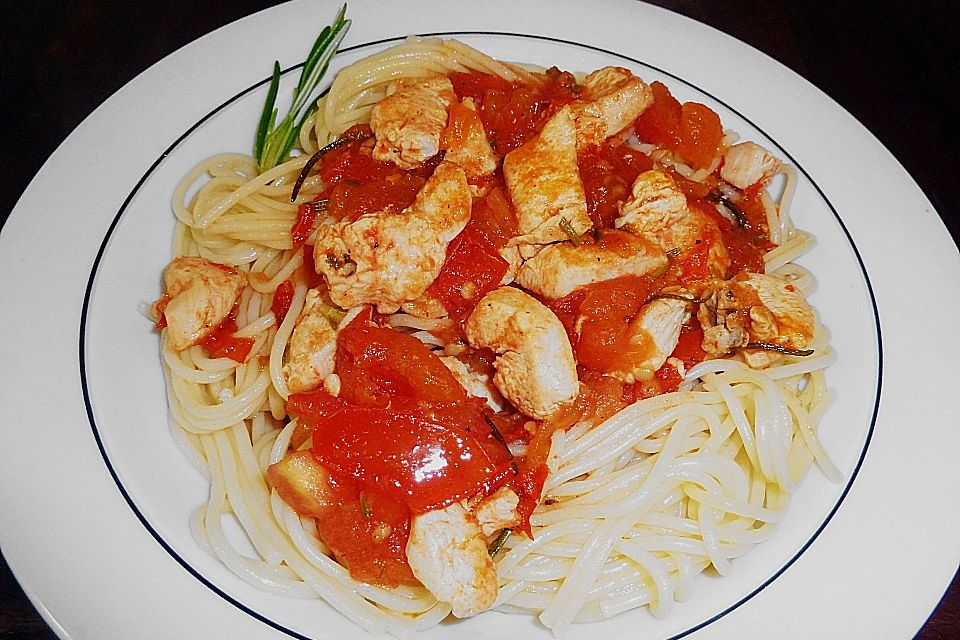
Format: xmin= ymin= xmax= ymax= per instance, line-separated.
xmin=335 ymin=311 xmax=469 ymax=407
xmin=457 ymin=67 xmax=580 ymax=155
xmin=634 ymin=82 xmax=724 ymax=171
xmin=449 ymin=71 xmax=518 ymax=103
xmin=440 ymin=98 xmax=487 ymax=151
xmin=569 ymin=275 xmax=659 ymax=373
xmin=312 ymin=478 xmax=418 ymax=587
xmin=199 ymin=308 xmax=255 ymax=363
xmin=634 ymin=81 xmax=682 ymax=149
xmin=670 ymin=319 xmax=707 ymax=369
xmin=427 ymin=187 xmax=515 ymax=321
xmin=291 ymin=201 xmax=320 ymax=249
xmin=287 ymin=386 xmax=348 ymax=423
xmin=676 ymin=102 xmax=724 ymax=170
xmin=579 ymin=142 xmax=654 ymax=229
xmin=326 ymin=172 xmax=425 ymax=222
xmin=271 ymin=280 xmax=295 ymax=323
xmin=311 ymin=403 xmax=514 ymax=514
xmin=427 ymin=231 xmax=508 ymax=321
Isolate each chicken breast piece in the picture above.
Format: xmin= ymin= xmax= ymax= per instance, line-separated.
xmin=406 ymin=501 xmax=498 ymax=618
xmin=697 ymin=272 xmax=815 ymax=368
xmin=282 ymin=288 xmax=339 ymax=393
xmin=314 ymin=161 xmax=471 ymax=313
xmin=617 ymin=170 xmax=730 ymax=278
xmin=160 ymin=256 xmax=246 ymax=351
xmin=603 ymin=295 xmax=691 ymax=383
xmin=440 ymin=356 xmax=504 ymax=411
xmin=465 ymin=286 xmax=578 ymax=419
xmin=473 ymin=486 xmax=521 ymax=537
xmin=516 ymin=229 xmax=667 ymax=299
xmin=370 ymin=76 xmax=456 ymax=170
xmin=616 ymin=169 xmax=687 ymax=235
xmin=267 ymin=450 xmax=336 ymax=518
xmin=570 ymin=66 xmax=653 ymax=150
xmin=503 ymin=106 xmax=592 ymax=246
xmin=498 ymin=244 xmax=524 ymax=286
xmin=444 ymin=97 xmax=499 ymax=180
xmin=720 ymin=141 xmax=782 ymax=190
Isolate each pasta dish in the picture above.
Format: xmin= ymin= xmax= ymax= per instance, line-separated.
xmin=148 ymin=15 xmax=838 ymax=637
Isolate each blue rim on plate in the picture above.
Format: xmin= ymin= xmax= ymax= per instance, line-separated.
xmin=79 ymin=32 xmax=882 ymax=640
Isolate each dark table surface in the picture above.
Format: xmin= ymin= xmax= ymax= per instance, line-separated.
xmin=1 ymin=1 xmax=957 ymax=638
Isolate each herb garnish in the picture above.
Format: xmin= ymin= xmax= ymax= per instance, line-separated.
xmin=744 ymin=342 xmax=814 ymax=357
xmin=254 ymin=4 xmax=351 ymax=173
xmin=484 ymin=415 xmax=519 ymax=476
xmin=559 ymin=217 xmax=582 ymax=245
xmin=290 ymin=127 xmax=371 ymax=201
xmin=359 ymin=491 xmax=373 ymax=518
xmin=488 ymin=528 xmax=512 ymax=557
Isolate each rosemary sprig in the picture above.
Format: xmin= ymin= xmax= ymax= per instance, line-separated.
xmin=290 ymin=127 xmax=372 ymax=201
xmin=359 ymin=491 xmax=373 ymax=518
xmin=483 ymin=415 xmax=519 ymax=476
xmin=705 ymin=191 xmax=748 ymax=228
xmin=254 ymin=4 xmax=351 ymax=173
xmin=559 ymin=217 xmax=582 ymax=246
xmin=744 ymin=342 xmax=814 ymax=357
xmin=648 ymin=293 xmax=703 ymax=304
xmin=488 ymin=528 xmax=512 ymax=557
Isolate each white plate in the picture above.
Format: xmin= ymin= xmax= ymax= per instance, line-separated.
xmin=1 ymin=1 xmax=957 ymax=639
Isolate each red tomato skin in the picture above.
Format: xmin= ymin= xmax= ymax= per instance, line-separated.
xmin=311 ymin=404 xmax=514 ymax=514
xmin=579 ymin=143 xmax=654 ymax=229
xmin=199 ymin=308 xmax=255 ymax=363
xmin=271 ymin=280 xmax=295 ymax=323
xmin=677 ymin=102 xmax=724 ymax=170
xmin=291 ymin=202 xmax=319 ymax=249
xmin=334 ymin=313 xmax=468 ymax=407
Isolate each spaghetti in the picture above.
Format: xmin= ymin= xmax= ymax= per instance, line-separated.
xmin=152 ymin=36 xmax=837 ymax=637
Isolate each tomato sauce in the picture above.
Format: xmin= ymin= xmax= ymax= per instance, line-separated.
xmin=312 ymin=475 xmax=418 ymax=587
xmin=426 ymin=186 xmax=517 ymax=324
xmin=634 ymin=81 xmax=724 ymax=170
xmin=272 ymin=64 xmax=782 ymax=584
xmin=285 ymin=311 xmax=520 ymax=580
xmin=579 ymin=142 xmax=654 ymax=228
xmin=450 ymin=67 xmax=580 ymax=155
xmin=198 ymin=307 xmax=255 ymax=363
